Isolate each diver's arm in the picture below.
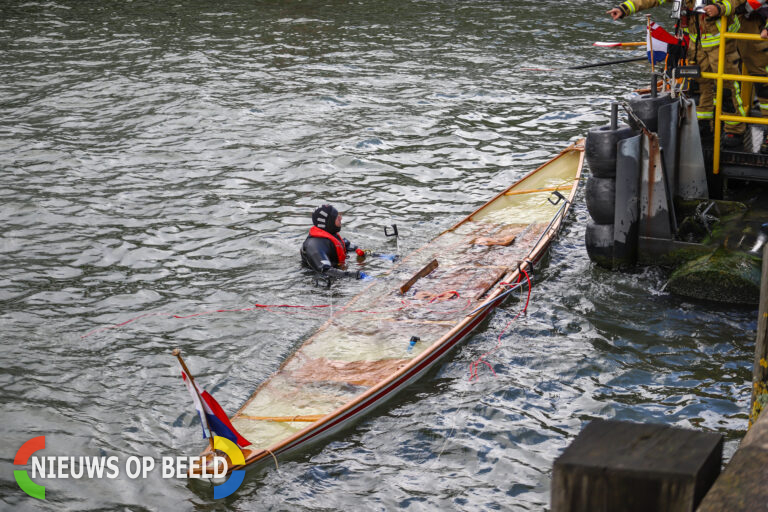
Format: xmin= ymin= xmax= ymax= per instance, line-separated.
xmin=344 ymin=238 xmax=365 ymax=258
xmin=302 ymin=238 xmax=334 ymax=273
xmin=325 ymin=268 xmax=365 ymax=279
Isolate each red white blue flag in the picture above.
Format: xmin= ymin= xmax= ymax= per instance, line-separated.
xmin=179 ymin=364 xmax=251 ymax=447
xmin=646 ymin=21 xmax=681 ymax=64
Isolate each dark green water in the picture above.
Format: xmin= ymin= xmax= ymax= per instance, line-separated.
xmin=0 ymin=1 xmax=755 ymax=510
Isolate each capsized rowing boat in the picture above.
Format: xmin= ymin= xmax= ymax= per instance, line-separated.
xmin=196 ymin=140 xmax=585 ymax=474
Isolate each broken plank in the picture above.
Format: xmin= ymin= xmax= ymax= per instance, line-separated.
xmin=399 ymin=259 xmax=438 ymax=295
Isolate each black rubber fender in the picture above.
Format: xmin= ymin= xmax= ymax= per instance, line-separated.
xmin=585 ymin=221 xmax=614 ymax=269
xmin=627 ymin=92 xmax=675 ymax=133
xmin=585 ymin=124 xmax=637 ymax=178
xmin=585 ymin=176 xmax=616 ymax=224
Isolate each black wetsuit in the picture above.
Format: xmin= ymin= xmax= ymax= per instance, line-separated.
xmin=300 ymin=231 xmax=357 ymax=273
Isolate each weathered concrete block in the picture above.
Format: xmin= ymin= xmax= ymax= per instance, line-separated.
xmin=552 ymin=419 xmax=723 ymax=512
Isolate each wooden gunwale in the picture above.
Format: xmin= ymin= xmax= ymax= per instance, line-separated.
xmin=204 ymin=140 xmax=585 ymax=473
xmin=503 ymin=184 xmax=574 ymax=196
xmin=239 ymin=414 xmax=325 ymax=423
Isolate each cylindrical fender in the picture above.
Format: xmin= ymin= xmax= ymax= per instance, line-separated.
xmin=585 ymin=221 xmax=614 ymax=269
xmin=585 ymin=124 xmax=637 ymax=178
xmin=585 ymin=176 xmax=616 ymax=224
xmin=627 ymin=92 xmax=675 ymax=133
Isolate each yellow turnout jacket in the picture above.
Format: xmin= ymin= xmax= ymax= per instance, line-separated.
xmin=617 ymin=0 xmax=745 ymax=47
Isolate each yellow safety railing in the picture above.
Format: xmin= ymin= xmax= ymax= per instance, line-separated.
xmin=700 ymin=19 xmax=768 ymax=174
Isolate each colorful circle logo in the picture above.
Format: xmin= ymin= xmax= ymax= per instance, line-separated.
xmin=14 ymin=436 xmax=46 ymax=500
xmin=212 ymin=436 xmax=245 ymax=499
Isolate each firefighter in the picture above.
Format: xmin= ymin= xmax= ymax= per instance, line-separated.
xmin=607 ymin=1 xmax=748 ymax=147
xmin=739 ymin=0 xmax=768 ymax=153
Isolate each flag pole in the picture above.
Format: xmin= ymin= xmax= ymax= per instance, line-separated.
xmin=646 ymin=15 xmax=655 ymax=71
xmin=173 ymin=348 xmax=215 ymax=451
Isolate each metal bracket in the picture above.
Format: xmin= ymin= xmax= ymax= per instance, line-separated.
xmin=523 ymin=258 xmax=535 ymax=277
xmin=676 ymin=65 xmax=701 ymax=78
xmin=548 ymin=190 xmax=568 ymax=206
xmin=384 ymin=224 xmax=398 ymax=238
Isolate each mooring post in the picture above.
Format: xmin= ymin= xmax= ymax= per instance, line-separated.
xmin=551 ymin=419 xmax=722 ymax=512
xmin=697 ymin=408 xmax=768 ymax=511
xmin=695 ymin=243 xmax=768 ymax=511
xmin=750 ymin=243 xmax=768 ymax=427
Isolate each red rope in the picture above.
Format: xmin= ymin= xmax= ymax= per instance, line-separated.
xmin=81 ymin=293 xmax=470 ymax=339
xmin=172 ymin=307 xmax=256 ymax=319
xmin=255 ymin=303 xmax=330 ymax=309
xmin=80 ymin=312 xmax=170 ymax=339
xmin=80 ymin=285 xmax=500 ymax=340
xmin=80 ymin=304 xmax=332 ymax=338
xmin=468 ymin=268 xmax=531 ymax=382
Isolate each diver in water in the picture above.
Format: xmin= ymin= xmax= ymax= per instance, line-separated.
xmin=301 ymin=204 xmax=366 ymax=279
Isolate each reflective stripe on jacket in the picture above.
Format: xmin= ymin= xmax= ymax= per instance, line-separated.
xmin=618 ymin=0 xmax=744 ymax=46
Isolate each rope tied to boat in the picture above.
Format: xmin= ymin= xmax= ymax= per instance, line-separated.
xmin=468 ymin=268 xmax=531 ymax=382
xmin=518 ymin=259 xmax=535 ymax=279
xmin=264 ymin=448 xmax=279 ymax=471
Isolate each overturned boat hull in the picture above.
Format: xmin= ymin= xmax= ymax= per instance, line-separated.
xmin=197 ymin=140 xmax=585 ymax=474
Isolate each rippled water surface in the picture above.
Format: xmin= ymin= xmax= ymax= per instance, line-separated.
xmin=0 ymin=1 xmax=756 ymax=510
